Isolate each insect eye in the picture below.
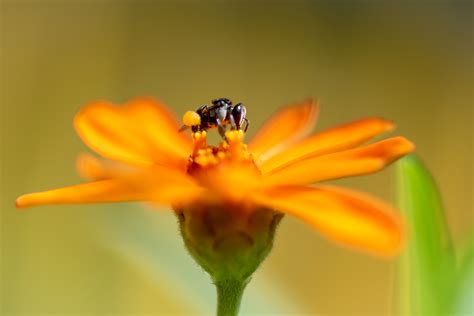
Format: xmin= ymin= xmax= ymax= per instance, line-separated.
xmin=182 ymin=111 xmax=201 ymax=127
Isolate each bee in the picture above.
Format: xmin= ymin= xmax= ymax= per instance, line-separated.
xmin=180 ymin=98 xmax=249 ymax=139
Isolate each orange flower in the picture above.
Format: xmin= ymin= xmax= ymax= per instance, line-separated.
xmin=16 ymin=97 xmax=414 ymax=256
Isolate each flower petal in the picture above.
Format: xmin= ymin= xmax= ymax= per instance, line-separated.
xmin=16 ymin=166 xmax=203 ymax=208
xmin=122 ymin=98 xmax=193 ymax=160
xmin=16 ymin=179 xmax=148 ymax=207
xmin=74 ymin=97 xmax=192 ymax=168
xmin=263 ymin=137 xmax=415 ymax=186
xmin=259 ymin=117 xmax=395 ymax=173
xmin=76 ymin=153 xmax=111 ymax=180
xmin=248 ymin=99 xmax=319 ymax=159
xmin=251 ymin=185 xmax=403 ymax=256
xmin=76 ymin=153 xmax=138 ymax=180
xmin=195 ymin=161 xmax=263 ymax=203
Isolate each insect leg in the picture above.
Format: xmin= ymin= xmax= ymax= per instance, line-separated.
xmin=196 ymin=104 xmax=208 ymax=113
xmin=178 ymin=125 xmax=189 ymax=132
xmin=243 ymin=118 xmax=250 ymax=132
xmin=216 ymin=118 xmax=227 ymax=139
xmin=215 ymin=106 xmax=229 ymax=138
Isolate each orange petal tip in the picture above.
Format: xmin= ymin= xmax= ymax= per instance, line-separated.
xmin=394 ymin=136 xmax=416 ymax=154
xmin=380 ymin=118 xmax=396 ymax=132
xmin=360 ymin=117 xmax=396 ymax=134
xmin=372 ymin=136 xmax=415 ymax=162
xmin=15 ymin=196 xmax=28 ymax=209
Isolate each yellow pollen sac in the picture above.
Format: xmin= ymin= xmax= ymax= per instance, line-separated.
xmin=217 ymin=151 xmax=226 ymax=160
xmin=207 ymin=155 xmax=219 ymax=165
xmin=223 ymin=130 xmax=251 ymax=162
xmin=192 ymin=130 xmax=207 ymax=141
xmin=194 ymin=152 xmax=220 ymax=167
xmin=225 ymin=130 xmax=245 ymax=143
xmin=192 ymin=130 xmax=208 ymax=152
xmin=183 ymin=111 xmax=201 ymax=127
xmin=194 ymin=155 xmax=210 ymax=167
xmin=189 ymin=129 xmax=254 ymax=174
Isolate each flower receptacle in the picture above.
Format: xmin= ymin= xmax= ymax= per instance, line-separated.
xmin=175 ymin=202 xmax=283 ymax=283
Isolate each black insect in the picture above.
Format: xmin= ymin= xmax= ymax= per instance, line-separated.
xmin=180 ymin=98 xmax=249 ymax=139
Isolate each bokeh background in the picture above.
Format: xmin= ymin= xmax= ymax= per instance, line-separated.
xmin=1 ymin=1 xmax=472 ymax=315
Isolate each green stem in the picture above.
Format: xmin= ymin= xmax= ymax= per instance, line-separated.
xmin=215 ymin=279 xmax=248 ymax=316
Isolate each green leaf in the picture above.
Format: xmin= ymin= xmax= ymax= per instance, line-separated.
xmin=396 ymin=155 xmax=456 ymax=315
xmin=453 ymin=234 xmax=474 ymax=315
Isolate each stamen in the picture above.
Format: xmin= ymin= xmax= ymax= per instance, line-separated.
xmin=217 ymin=151 xmax=226 ymax=160
xmin=225 ymin=130 xmax=245 ymax=143
xmin=194 ymin=155 xmax=210 ymax=167
xmin=189 ymin=129 xmax=255 ymax=173
xmin=192 ymin=131 xmax=208 ymax=153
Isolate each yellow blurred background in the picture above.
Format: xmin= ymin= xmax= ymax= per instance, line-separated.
xmin=1 ymin=1 xmax=472 ymax=315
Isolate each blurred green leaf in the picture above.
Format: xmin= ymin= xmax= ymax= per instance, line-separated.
xmin=453 ymin=235 xmax=474 ymax=315
xmin=396 ymin=155 xmax=457 ymax=315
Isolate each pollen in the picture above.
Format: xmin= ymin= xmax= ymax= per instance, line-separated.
xmin=225 ymin=130 xmax=245 ymax=143
xmin=217 ymin=151 xmax=226 ymax=160
xmin=183 ymin=110 xmax=201 ymax=127
xmin=192 ymin=130 xmax=208 ymax=153
xmin=192 ymin=130 xmax=207 ymax=142
xmin=188 ymin=130 xmax=256 ymax=174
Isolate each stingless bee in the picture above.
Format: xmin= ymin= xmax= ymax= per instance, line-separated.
xmin=180 ymin=98 xmax=249 ymax=139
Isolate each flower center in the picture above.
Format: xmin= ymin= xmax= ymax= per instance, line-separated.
xmin=186 ymin=130 xmax=261 ymax=202
xmin=187 ymin=130 xmax=256 ymax=171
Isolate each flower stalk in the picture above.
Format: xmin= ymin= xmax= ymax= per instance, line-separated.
xmin=215 ymin=279 xmax=248 ymax=316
